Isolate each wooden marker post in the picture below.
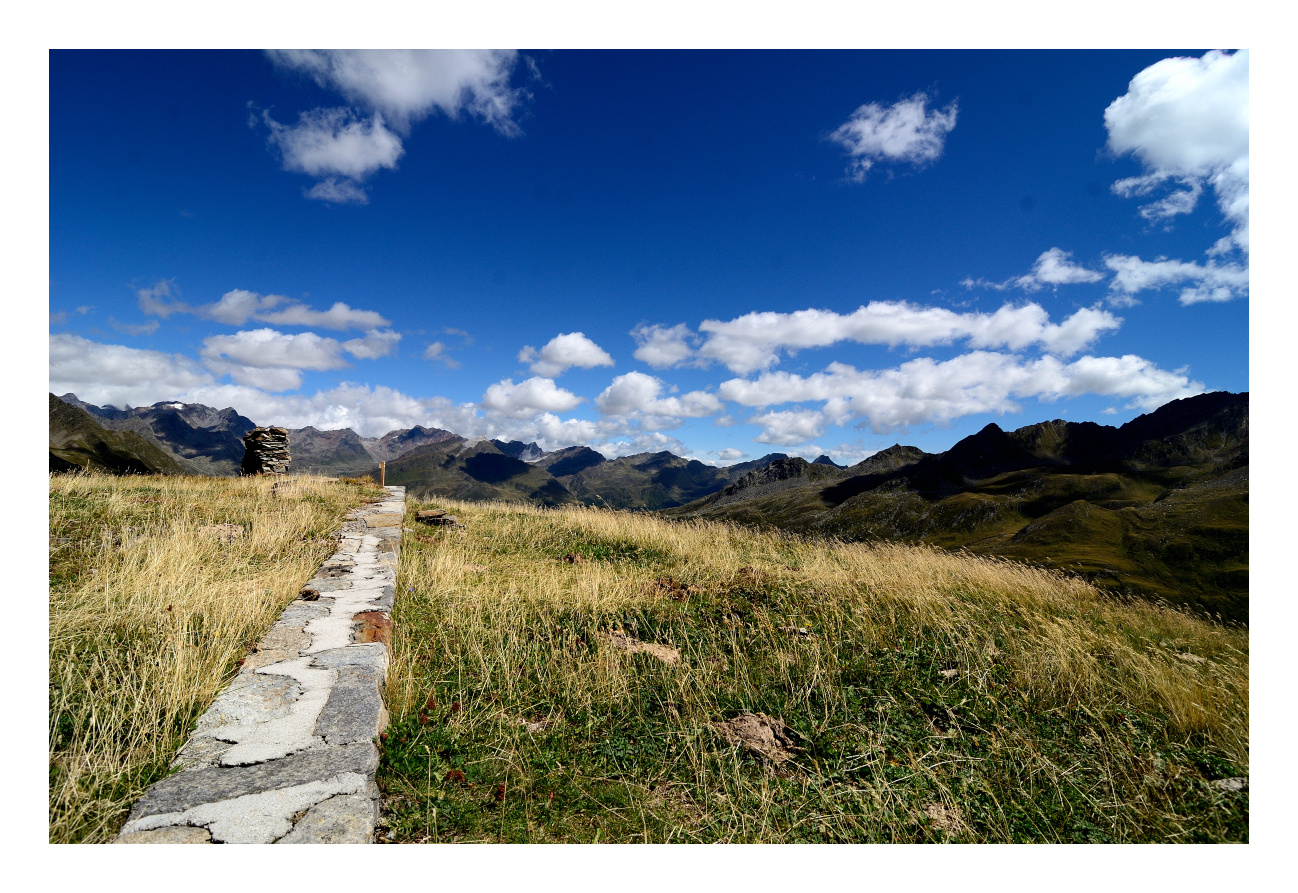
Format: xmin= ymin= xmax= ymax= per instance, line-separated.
xmin=380 ymin=461 xmax=386 ymax=487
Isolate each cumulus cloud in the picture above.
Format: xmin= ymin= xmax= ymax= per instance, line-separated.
xmin=518 ymin=332 xmax=614 ymax=378
xmin=694 ymin=301 xmax=1120 ymax=374
xmin=828 ymin=91 xmax=958 ymax=182
xmin=750 ymin=409 xmax=827 ymax=446
xmin=264 ymin=107 xmax=404 ymax=180
xmin=201 ymin=329 xmax=351 ymax=371
xmin=143 ymin=286 xmax=391 ymax=331
xmin=341 ymin=329 xmax=401 ymax=360
xmin=262 ymin=50 xmax=526 ymax=202
xmin=594 ymin=371 xmax=722 ymax=420
xmin=267 ymin=49 xmax=525 ymax=136
xmin=962 ymin=248 xmax=1105 ymax=292
xmin=721 ymin=351 xmax=1202 ymax=441
xmin=631 ymin=322 xmax=697 ymax=368
xmin=49 ymin=333 xmax=214 ymax=407
xmin=1105 ymin=49 xmax=1249 ymax=254
xmin=714 ymin=447 xmax=747 ymax=461
xmin=1104 ymin=254 xmax=1249 ymax=304
xmin=481 ymin=376 xmax=585 ymax=418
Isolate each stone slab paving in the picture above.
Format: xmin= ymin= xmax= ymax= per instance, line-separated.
xmin=114 ymin=486 xmax=406 ymax=844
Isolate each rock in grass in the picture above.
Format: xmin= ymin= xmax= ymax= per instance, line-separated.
xmin=712 ymin=712 xmax=805 ymax=764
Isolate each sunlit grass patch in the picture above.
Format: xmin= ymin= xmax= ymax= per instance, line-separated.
xmin=381 ymin=498 xmax=1248 ymax=843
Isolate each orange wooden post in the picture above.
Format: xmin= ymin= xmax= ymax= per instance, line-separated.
xmin=380 ymin=461 xmax=386 ymax=487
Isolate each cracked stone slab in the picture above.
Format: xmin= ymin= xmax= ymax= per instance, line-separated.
xmin=278 ymin=793 xmax=379 ymax=844
xmin=127 ymin=774 xmax=372 ymax=844
xmin=128 ymin=743 xmax=379 ymax=823
xmin=210 ymin=656 xmax=335 ymax=766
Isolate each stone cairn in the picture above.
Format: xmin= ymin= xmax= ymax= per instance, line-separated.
xmin=241 ymin=426 xmax=291 ymax=475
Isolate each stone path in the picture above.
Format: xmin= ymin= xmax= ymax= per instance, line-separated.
xmin=114 ymin=486 xmax=406 ymax=844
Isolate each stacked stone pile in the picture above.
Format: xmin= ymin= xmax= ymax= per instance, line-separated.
xmin=242 ymin=426 xmax=291 ymax=475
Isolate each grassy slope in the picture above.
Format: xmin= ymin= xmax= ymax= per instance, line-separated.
xmin=48 ymin=472 xmax=382 ymax=842
xmin=668 ymin=462 xmax=1248 ymax=622
xmin=379 ymin=498 xmax=1248 ymax=844
xmin=48 ymin=394 xmax=189 ymax=475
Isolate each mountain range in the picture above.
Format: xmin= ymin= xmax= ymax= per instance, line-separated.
xmin=50 ymin=390 xmax=1248 ymax=621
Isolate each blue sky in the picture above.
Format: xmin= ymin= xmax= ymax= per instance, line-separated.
xmin=48 ymin=48 xmax=1249 ymax=463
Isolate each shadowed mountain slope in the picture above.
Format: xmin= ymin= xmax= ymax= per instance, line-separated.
xmin=556 ymin=450 xmax=788 ymax=510
xmin=49 ymin=394 xmax=188 ymax=475
xmin=61 ymin=394 xmax=256 ymax=475
xmin=381 ymin=439 xmax=577 ymax=507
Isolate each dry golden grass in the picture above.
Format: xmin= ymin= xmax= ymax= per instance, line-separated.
xmin=48 ymin=472 xmax=380 ymax=843
xmin=382 ymin=498 xmax=1248 ymax=842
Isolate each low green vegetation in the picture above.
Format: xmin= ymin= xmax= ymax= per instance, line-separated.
xmin=48 ymin=472 xmax=381 ymax=843
xmin=380 ymin=498 xmax=1248 ymax=843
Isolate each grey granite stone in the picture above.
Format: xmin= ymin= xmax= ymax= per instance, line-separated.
xmin=128 ymin=743 xmax=378 ymax=822
xmin=310 ymin=643 xmax=389 ymax=672
xmin=277 ymin=793 xmax=378 ymax=844
xmin=279 ymin=603 xmax=332 ymax=626
xmin=315 ymin=666 xmax=386 ymax=745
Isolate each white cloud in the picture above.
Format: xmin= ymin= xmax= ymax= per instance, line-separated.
xmin=631 ymin=322 xmax=697 ymax=368
xmin=258 ymin=300 xmax=391 ymax=330
xmin=262 ymin=50 xmax=526 ymax=202
xmin=263 ymin=106 xmax=404 ymax=182
xmin=720 ymin=350 xmax=1202 ymax=440
xmin=49 ymin=333 xmax=214 ymax=407
xmin=1104 ymin=254 xmax=1249 ymax=304
xmin=200 ymin=329 xmax=350 ymax=371
xmin=143 ymin=286 xmax=391 ymax=331
xmin=695 ymin=301 xmax=1121 ymax=374
xmin=202 ymin=288 xmax=287 ymax=324
xmin=751 ymin=409 xmax=827 ymax=446
xmin=594 ymin=371 xmax=722 ymax=419
xmin=304 ymin=177 xmax=372 ymax=205
xmin=481 ymin=376 xmax=585 ymax=418
xmin=715 ymin=447 xmax=747 ymax=461
xmin=136 ymin=280 xmax=186 ymax=317
xmin=518 ymin=332 xmax=615 ymax=378
xmin=179 ymin=381 xmax=482 ymax=439
xmin=828 ymin=92 xmax=958 ymax=182
xmin=962 ymin=248 xmax=1105 ymax=293
xmin=342 ymin=329 xmax=401 ymax=360
xmin=1105 ymin=49 xmax=1249 ymax=253
xmin=266 ymin=49 xmax=524 ymax=136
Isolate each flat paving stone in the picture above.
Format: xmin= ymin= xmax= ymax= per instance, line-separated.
xmin=277 ymin=793 xmax=378 ymax=844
